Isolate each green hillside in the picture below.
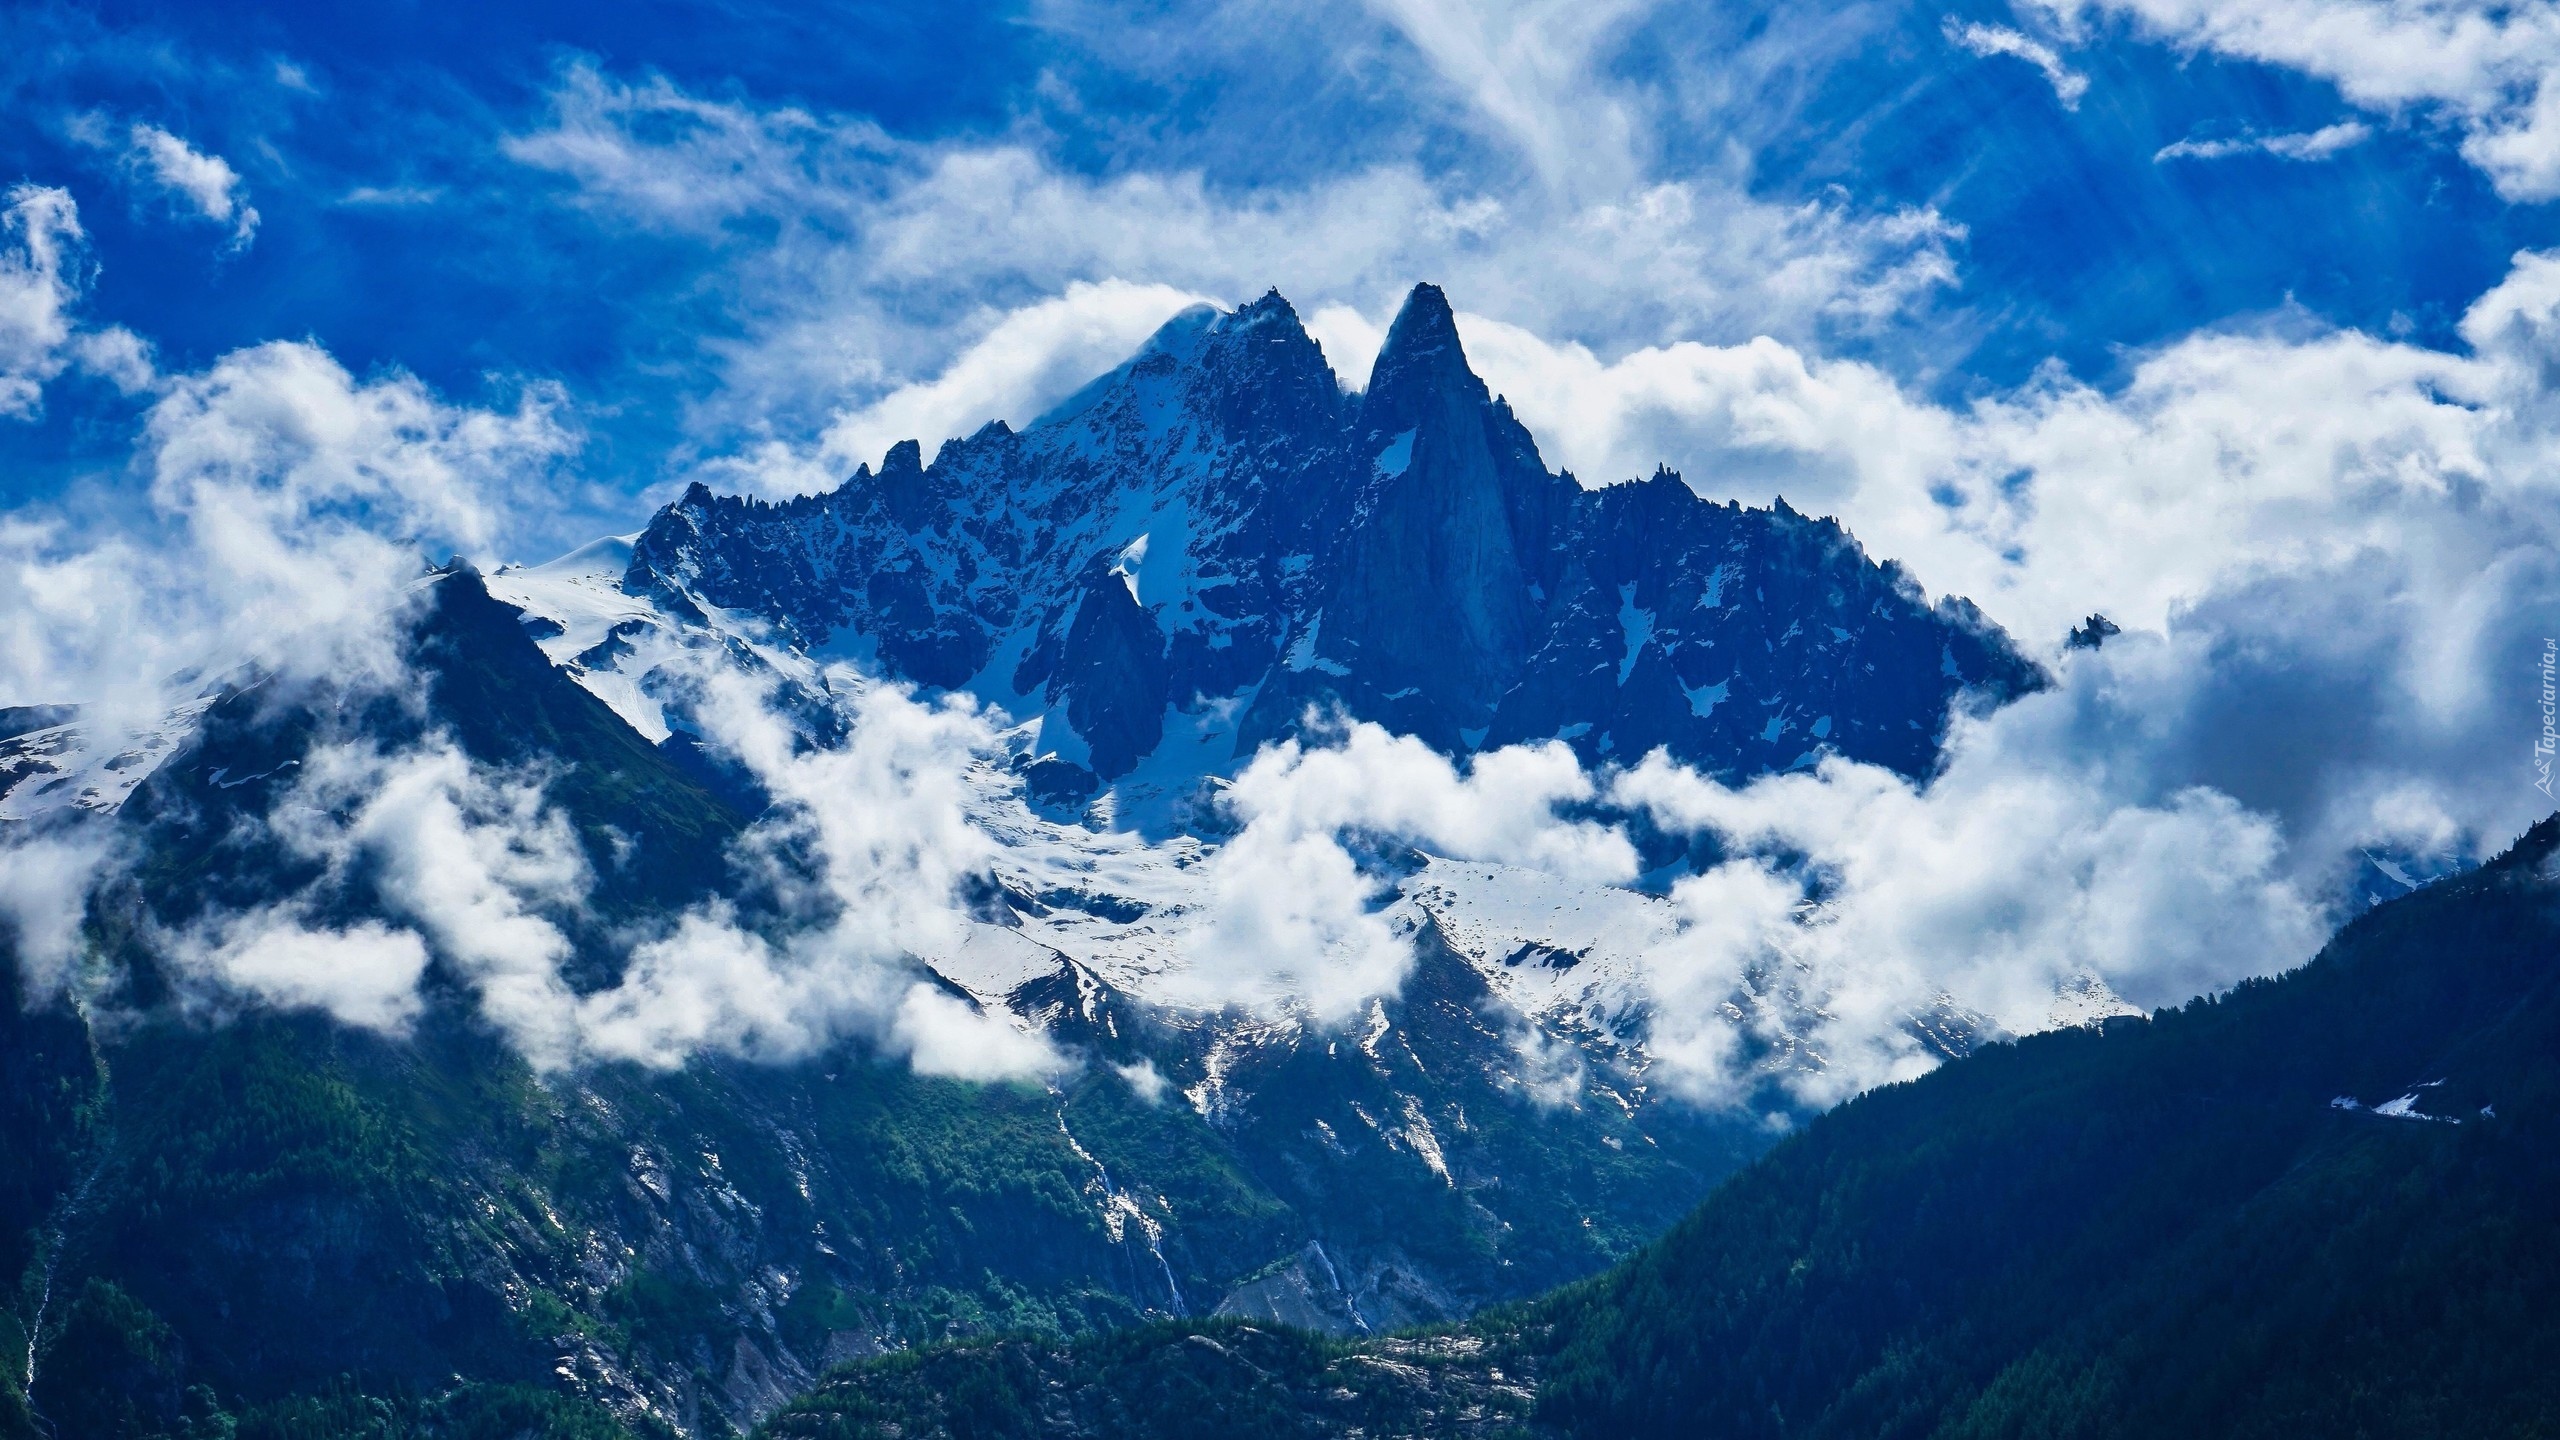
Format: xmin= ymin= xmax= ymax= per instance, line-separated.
xmin=768 ymin=814 xmax=2560 ymax=1438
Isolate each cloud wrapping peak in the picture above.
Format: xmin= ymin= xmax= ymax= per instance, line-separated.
xmin=1178 ymin=724 xmax=1636 ymax=1024
xmin=126 ymin=653 xmax=1069 ymax=1080
xmin=0 ymin=331 xmax=579 ymax=1016
xmin=1 ymin=337 xmax=575 ymax=823
xmin=65 ymin=249 xmax=2548 ymax=1104
xmin=571 ymin=659 xmax=1064 ymax=1078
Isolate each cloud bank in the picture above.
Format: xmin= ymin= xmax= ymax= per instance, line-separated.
xmin=142 ymin=654 xmax=1068 ymax=1080
xmin=1612 ymin=684 xmax=2329 ymax=1106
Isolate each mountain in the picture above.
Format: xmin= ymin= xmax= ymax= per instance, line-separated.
xmin=619 ymin=284 xmax=2039 ymax=799
xmin=0 ymin=571 xmax=1760 ymax=1440
xmin=1521 ymin=813 xmax=2560 ymax=1439
xmin=769 ymin=813 xmax=2560 ymax=1438
xmin=0 ymin=284 xmax=2057 ymax=1440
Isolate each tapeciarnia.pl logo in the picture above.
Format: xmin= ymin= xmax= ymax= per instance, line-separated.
xmin=2538 ymin=638 xmax=2557 ymax=800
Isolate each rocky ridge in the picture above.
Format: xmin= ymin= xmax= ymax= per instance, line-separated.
xmin=618 ymin=284 xmax=2040 ymax=801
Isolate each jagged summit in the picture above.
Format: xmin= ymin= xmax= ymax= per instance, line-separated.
xmin=1363 ymin=282 xmax=1481 ymax=415
xmin=622 ymin=285 xmax=2042 ymax=788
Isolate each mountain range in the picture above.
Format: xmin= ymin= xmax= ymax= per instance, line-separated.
xmin=614 ymin=284 xmax=2039 ymax=801
xmin=0 ymin=282 xmax=2353 ymax=1440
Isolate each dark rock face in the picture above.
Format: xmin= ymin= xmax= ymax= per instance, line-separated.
xmin=1322 ymin=282 xmax=1544 ymax=739
xmin=625 ymin=284 xmax=2042 ymax=782
xmin=1053 ymin=561 xmax=1171 ymax=780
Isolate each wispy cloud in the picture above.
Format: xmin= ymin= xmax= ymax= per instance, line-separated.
xmin=124 ymin=123 xmax=262 ymax=249
xmin=1945 ymin=18 xmax=2090 ymax=109
xmin=503 ymin=61 xmax=1965 ymax=497
xmin=2156 ymin=120 xmax=2373 ymax=162
xmin=1363 ymin=0 xmax=1651 ymax=198
xmin=336 ymin=184 xmax=444 ymax=207
xmin=2031 ymin=0 xmax=2560 ymax=200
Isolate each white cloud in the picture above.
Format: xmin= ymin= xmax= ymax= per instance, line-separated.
xmin=2033 ymin=0 xmax=2560 ymax=199
xmin=1176 ymin=724 xmax=1635 ymax=1023
xmin=0 ymin=830 xmax=117 ymax=998
xmin=1450 ymin=311 xmax=1950 ymax=494
xmin=129 ymin=342 xmax=574 ymax=692
xmin=284 ymin=740 xmax=592 ymax=1061
xmin=1613 ymin=690 xmax=2329 ymax=1106
xmin=69 ymin=326 xmax=157 ymax=395
xmin=569 ymin=660 xmax=1066 ymax=1076
xmin=1302 ymin=303 xmax=1390 ymax=390
xmin=175 ymin=912 xmax=430 ymax=1035
xmin=892 ymin=983 xmax=1073 ymax=1080
xmin=1946 ymin=18 xmax=2092 ymax=108
xmin=0 ymin=187 xmax=83 ymax=418
xmin=774 ymin=279 xmax=1211 ymax=496
xmin=2156 ymin=120 xmax=2374 ymax=161
xmin=124 ymin=124 xmax=261 ymax=248
xmin=1114 ymin=1057 xmax=1171 ymax=1103
xmin=1 ymin=338 xmax=575 ymax=758
xmin=0 ymin=185 xmax=154 ymax=420
xmin=337 ymin=185 xmax=444 ymax=208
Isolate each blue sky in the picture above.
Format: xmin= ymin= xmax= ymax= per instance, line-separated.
xmin=3 ymin=0 xmax=2551 ymax=547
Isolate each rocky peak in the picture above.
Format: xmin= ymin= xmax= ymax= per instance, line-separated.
xmin=1360 ymin=283 xmax=1483 ymax=422
xmin=1320 ymin=283 xmax=1541 ymax=733
xmin=617 ymin=282 xmax=2045 ymax=794
xmin=876 ymin=437 xmax=933 ymax=526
